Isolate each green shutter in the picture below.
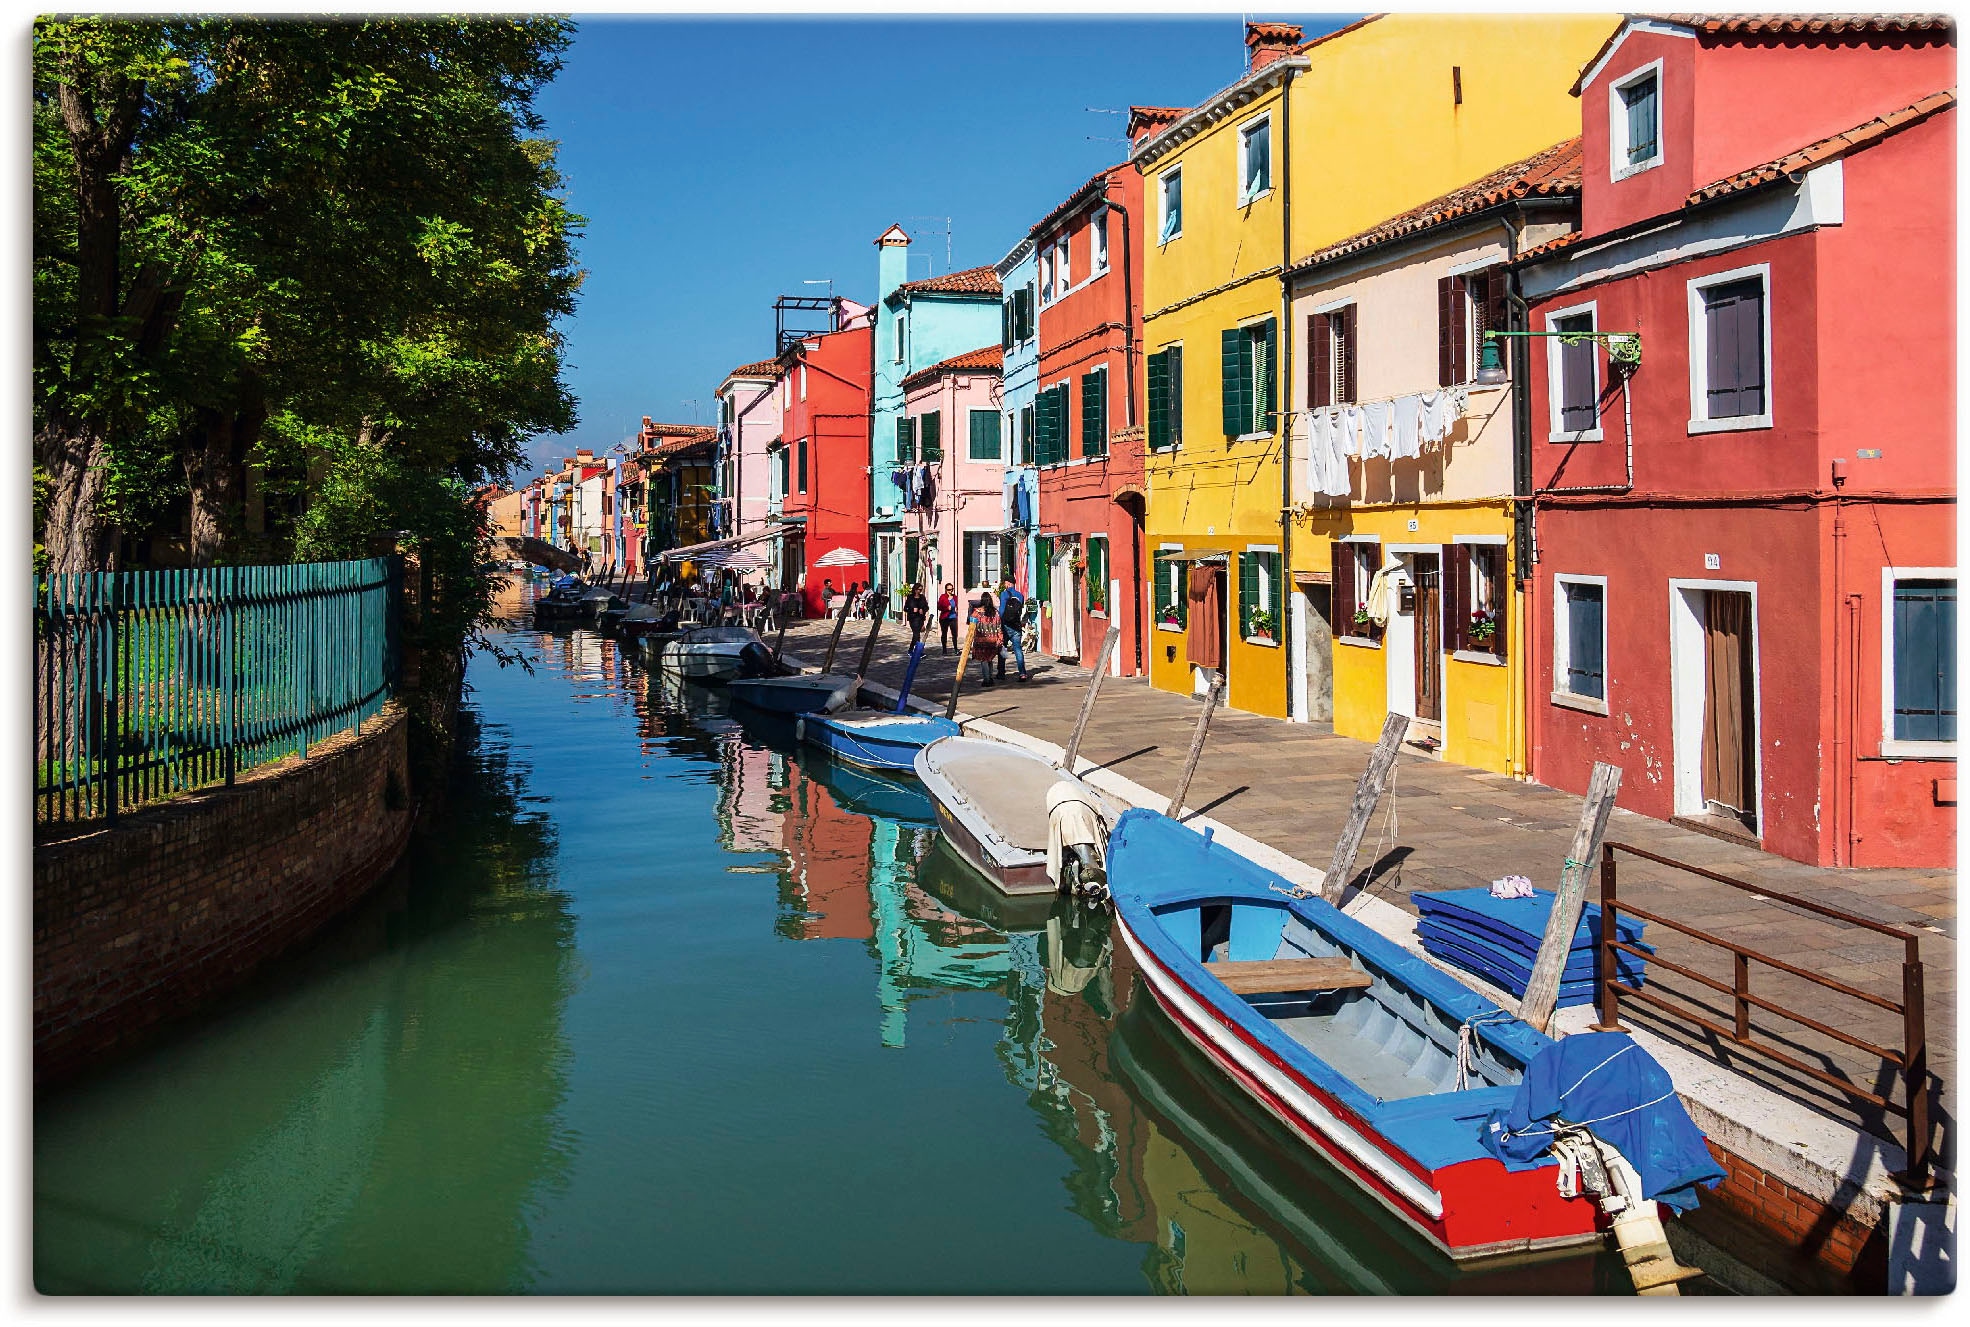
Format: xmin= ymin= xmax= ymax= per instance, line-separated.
xmin=1081 ymin=371 xmax=1107 ymax=458
xmin=896 ymin=417 xmax=914 ymax=463
xmin=962 ymin=534 xmax=976 ymax=589
xmin=1221 ymin=328 xmax=1244 ymax=436
xmin=920 ymin=410 xmax=941 ymax=461
xmin=1035 ymin=390 xmax=1054 ymax=466
xmin=1086 ymin=538 xmax=1108 ymax=613
xmin=1238 ymin=552 xmax=1257 ymax=637
xmin=1034 ymin=536 xmax=1052 ymax=601
xmin=1260 ymin=319 xmax=1277 ymax=434
xmin=969 ymin=409 xmax=1001 ymax=460
xmin=1146 ymin=351 xmax=1168 ymax=450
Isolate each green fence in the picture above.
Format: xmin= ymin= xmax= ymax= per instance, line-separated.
xmin=35 ymin=558 xmax=401 ymax=825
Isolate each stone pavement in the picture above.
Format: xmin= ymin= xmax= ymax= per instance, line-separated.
xmin=779 ymin=615 xmax=1956 ymax=1163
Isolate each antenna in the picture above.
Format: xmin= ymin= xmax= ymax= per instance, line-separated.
xmin=801 ymin=278 xmax=835 ymax=300
xmin=682 ymin=398 xmax=702 ymax=424
xmin=903 ymin=215 xmax=952 ymax=273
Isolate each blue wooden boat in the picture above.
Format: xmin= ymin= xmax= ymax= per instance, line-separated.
xmin=795 ymin=712 xmax=960 ymax=774
xmin=727 ymin=672 xmax=856 ymax=715
xmin=1106 ymin=807 xmax=1606 ymax=1264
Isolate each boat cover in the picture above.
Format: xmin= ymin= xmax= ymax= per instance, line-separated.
xmin=1415 ymin=921 xmax=1647 ymax=1007
xmin=1481 ymin=1032 xmax=1726 ymax=1213
xmin=1414 ymin=887 xmax=1645 ymax=951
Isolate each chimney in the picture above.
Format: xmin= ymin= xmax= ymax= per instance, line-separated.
xmin=1127 ymin=105 xmax=1186 ymax=146
xmin=1246 ymin=21 xmax=1304 ymax=71
xmin=874 ymin=223 xmax=911 ymax=301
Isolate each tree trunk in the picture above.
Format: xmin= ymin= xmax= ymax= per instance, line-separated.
xmin=184 ymin=394 xmax=267 ymax=565
xmin=37 ymin=420 xmax=117 ymax=573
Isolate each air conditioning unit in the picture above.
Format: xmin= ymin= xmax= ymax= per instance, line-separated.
xmin=877 ymin=505 xmax=894 ymax=517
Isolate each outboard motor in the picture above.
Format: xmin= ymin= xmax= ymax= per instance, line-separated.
xmin=1045 ymin=780 xmax=1110 ymax=901
xmin=737 ymin=641 xmax=783 ymax=678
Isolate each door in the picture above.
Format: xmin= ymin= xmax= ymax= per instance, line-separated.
xmin=903 ymin=536 xmax=919 ymax=591
xmin=1052 ymin=544 xmax=1080 ymax=659
xmin=1412 ymin=554 xmax=1442 ymax=722
xmin=1184 ymin=564 xmax=1223 ymax=675
xmin=1701 ymin=590 xmax=1758 ymax=829
xmin=1298 ymin=582 xmax=1334 ymax=723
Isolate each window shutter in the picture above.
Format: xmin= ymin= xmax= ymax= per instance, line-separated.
xmin=1558 ymin=317 xmax=1597 ymax=431
xmin=1437 ymin=277 xmax=1459 ymax=387
xmin=1339 ymin=307 xmax=1358 ymax=405
xmin=1332 ymin=540 xmax=1354 ymax=637
xmin=1221 ymin=328 xmax=1245 ymax=435
xmin=1034 ymin=537 xmax=1052 ymax=600
xmin=962 ymin=535 xmax=976 ymax=589
xmin=1002 ymin=299 xmax=1013 ymax=349
xmin=920 ymin=411 xmax=941 ymax=461
xmin=969 ymin=409 xmax=1000 ymax=460
xmin=896 ymin=416 xmax=915 ymax=463
xmin=1450 ymin=280 xmax=1470 ymax=385
xmin=1021 ymin=403 xmax=1036 ymax=466
xmin=1167 ymin=348 xmax=1183 ymax=446
xmin=1260 ymin=319 xmax=1277 ymax=433
xmin=797 ymin=438 xmax=808 ymax=493
xmin=1310 ymin=313 xmax=1332 ymax=409
xmin=1489 ymin=548 xmax=1509 ymax=658
xmin=1023 ymin=285 xmax=1035 ymax=339
xmin=1147 ymin=351 xmax=1168 ymax=449
xmin=1238 ymin=552 xmax=1257 ymax=637
xmin=1443 ymin=544 xmax=1467 ymax=652
xmin=1080 ymin=371 xmax=1098 ymax=457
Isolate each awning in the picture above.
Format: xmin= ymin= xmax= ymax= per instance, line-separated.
xmin=1153 ymin=547 xmax=1232 ymax=562
xmin=1293 ymin=569 xmax=1333 ymax=586
xmin=655 ymin=527 xmax=783 ymax=564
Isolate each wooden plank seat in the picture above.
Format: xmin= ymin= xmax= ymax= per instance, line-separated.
xmin=1207 ymin=957 xmax=1374 ymax=995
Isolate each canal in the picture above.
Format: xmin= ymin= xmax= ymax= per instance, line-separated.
xmin=35 ymin=583 xmax=1635 ymax=1295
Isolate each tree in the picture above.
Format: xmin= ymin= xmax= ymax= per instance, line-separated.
xmin=33 ymin=16 xmax=581 ymax=574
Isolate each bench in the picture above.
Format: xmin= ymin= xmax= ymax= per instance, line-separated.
xmin=1206 ymin=957 xmax=1374 ymax=995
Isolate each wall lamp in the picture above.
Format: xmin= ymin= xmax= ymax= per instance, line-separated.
xmin=1477 ymin=329 xmax=1642 ymax=385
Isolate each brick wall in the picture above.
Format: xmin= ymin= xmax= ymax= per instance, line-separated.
xmin=1691 ymin=1141 xmax=1890 ymax=1291
xmin=34 ymin=700 xmax=415 ymax=1087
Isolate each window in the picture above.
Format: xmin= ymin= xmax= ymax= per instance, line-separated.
xmin=1221 ymin=319 xmax=1277 ymax=437
xmin=963 ymin=530 xmax=1002 ymax=590
xmin=768 ymin=449 xmax=786 ymax=503
xmin=1238 ymin=115 xmax=1272 ymax=203
xmin=918 ymin=410 xmax=941 ymax=462
xmin=1611 ymin=63 xmax=1663 ymax=177
xmin=895 ymin=416 xmax=915 ymax=464
xmin=1546 ymin=304 xmax=1601 ymax=441
xmin=1307 ymin=305 xmax=1355 ymax=408
xmin=968 ymin=408 xmax=1001 ymax=461
xmin=1040 ymin=246 xmax=1055 ymax=304
xmin=1017 ymin=284 xmax=1035 ymax=341
xmin=797 ymin=438 xmax=808 ymax=494
xmin=1156 ymin=550 xmax=1187 ymax=630
xmin=1239 ymin=549 xmax=1281 ymax=643
xmin=1086 ymin=536 xmax=1109 ymax=614
xmin=1688 ymin=266 xmax=1771 ymax=432
xmin=893 ymin=315 xmax=905 ymax=363
xmin=1055 ymin=238 xmax=1071 ymax=295
xmin=1332 ymin=540 xmax=1381 ymax=641
xmin=1019 ymin=402 xmax=1036 ymax=467
xmin=1440 ymin=270 xmax=1508 ymax=387
xmin=1147 ymin=346 xmax=1184 ymax=451
xmin=1887 ymin=574 xmax=1956 ymax=750
xmin=1553 ymin=576 xmax=1607 ymax=707
xmin=1002 ymin=295 xmax=1015 ymax=349
xmin=1035 ymin=383 xmax=1071 ymax=466
xmin=1080 ymin=368 xmax=1108 ymax=458
xmin=1091 ymin=208 xmax=1110 ymax=274
xmin=1159 ymin=167 xmax=1182 ymax=243
xmin=1445 ymin=541 xmax=1507 ymax=658
xmin=799 ymin=365 xmax=808 ymax=401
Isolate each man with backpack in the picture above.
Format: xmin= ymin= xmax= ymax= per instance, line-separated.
xmin=997 ymin=576 xmax=1029 ymax=683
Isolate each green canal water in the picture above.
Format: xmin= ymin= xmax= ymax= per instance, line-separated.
xmin=35 ymin=591 xmax=1634 ymax=1294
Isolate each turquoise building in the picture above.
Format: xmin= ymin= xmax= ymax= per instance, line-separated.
xmin=995 ymin=235 xmax=1041 ymax=597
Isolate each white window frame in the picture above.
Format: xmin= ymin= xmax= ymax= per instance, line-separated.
xmin=1156 ymin=543 xmax=1186 ymax=633
xmin=1552 ymin=573 xmax=1610 ymax=714
xmin=1242 ymin=543 xmax=1279 ymax=647
xmin=1881 ymin=567 xmax=1958 ymax=758
xmin=1451 ymin=534 xmax=1510 ymax=666
xmin=1158 ymin=165 xmax=1183 ymax=244
xmin=1237 ymin=112 xmax=1273 ymax=206
xmin=1686 ymin=262 xmax=1774 ymax=435
xmin=1336 ymin=535 xmax=1382 ymax=649
xmin=1545 ymin=300 xmax=1603 ymax=443
xmin=1091 ymin=206 xmax=1110 ymax=275
xmin=893 ymin=314 xmax=905 ymax=363
xmin=1609 ymin=60 xmax=1665 ymax=181
xmin=963 ymin=528 xmax=1002 ymax=591
xmin=1039 ymin=246 xmax=1055 ymax=304
xmin=799 ymin=364 xmax=808 ymax=401
xmin=1085 ymin=533 xmax=1111 ymax=618
xmin=1054 ymin=237 xmax=1071 ymax=296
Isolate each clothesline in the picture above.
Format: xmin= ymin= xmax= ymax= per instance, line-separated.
xmin=1300 ymin=385 xmax=1470 ymax=498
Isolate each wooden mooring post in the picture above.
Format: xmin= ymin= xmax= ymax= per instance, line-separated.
xmin=1520 ymin=760 xmax=1624 ymax=1033
xmin=945 ymin=624 xmax=977 ymax=721
xmin=1165 ymin=668 xmax=1223 ymax=819
xmin=1319 ymin=712 xmax=1409 ymax=901
xmin=770 ymin=594 xmax=791 ymax=662
xmin=850 ymin=595 xmax=887 ymax=690
xmin=1061 ymin=625 xmax=1120 ymax=772
xmin=819 ymin=590 xmax=854 ymax=675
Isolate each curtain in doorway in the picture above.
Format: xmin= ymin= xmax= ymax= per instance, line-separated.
xmin=1186 ymin=566 xmax=1222 ymax=671
xmin=1701 ymin=591 xmax=1756 ymax=818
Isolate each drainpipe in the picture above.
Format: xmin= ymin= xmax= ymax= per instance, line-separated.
xmin=1504 ymin=211 xmax=1536 ymax=780
xmin=1277 ymin=66 xmax=1297 ymax=721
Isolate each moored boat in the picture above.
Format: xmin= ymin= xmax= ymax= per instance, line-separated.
xmin=913 ymin=736 xmax=1116 ymax=896
xmin=1104 ymin=806 xmax=1608 ymax=1265
xmin=796 ymin=712 xmax=960 ymax=774
xmin=727 ymin=672 xmax=857 ymax=715
xmin=657 ymin=626 xmax=761 ymax=685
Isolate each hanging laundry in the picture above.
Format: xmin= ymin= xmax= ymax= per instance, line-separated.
xmin=1365 ymin=564 xmax=1400 ymax=627
xmin=1361 ymin=400 xmax=1395 ymax=461
xmin=1340 ymin=404 xmax=1363 ymax=458
xmin=1392 ymin=394 xmax=1423 ymax=461
xmin=1314 ymin=409 xmax=1352 ymax=498
xmin=919 ymin=469 xmax=937 ymax=512
xmin=891 ymin=468 xmax=909 ymax=495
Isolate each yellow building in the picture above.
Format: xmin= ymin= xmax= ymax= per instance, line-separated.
xmin=1133 ymin=15 xmax=1616 ymax=722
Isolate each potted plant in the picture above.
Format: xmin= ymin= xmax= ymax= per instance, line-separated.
xmin=1468 ymin=608 xmax=1497 ymax=645
xmin=1248 ymin=607 xmax=1276 ymax=641
xmin=1087 ymin=585 xmax=1107 ymax=614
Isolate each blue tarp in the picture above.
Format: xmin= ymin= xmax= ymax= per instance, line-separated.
xmin=1414 ymin=887 xmax=1652 ymax=1006
xmin=1481 ymin=1032 xmax=1726 ymax=1213
xmin=1415 ymin=921 xmax=1646 ymax=1008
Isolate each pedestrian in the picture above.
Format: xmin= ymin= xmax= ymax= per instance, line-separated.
xmin=848 ymin=581 xmax=864 ymax=620
xmin=937 ymin=582 xmax=959 ymax=652
xmin=968 ymin=593 xmax=1003 ymax=689
xmin=904 ymin=583 xmax=930 ymax=645
xmin=822 ymin=578 xmax=837 ymax=617
xmin=997 ymin=575 xmax=1029 ymax=682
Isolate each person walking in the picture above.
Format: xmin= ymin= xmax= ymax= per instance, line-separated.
xmin=903 ymin=583 xmax=930 ymax=645
xmin=822 ymin=578 xmax=838 ymax=617
xmin=967 ymin=593 xmax=1003 ymax=689
xmin=996 ymin=576 xmax=1029 ymax=683
xmin=936 ymin=582 xmax=960 ymax=652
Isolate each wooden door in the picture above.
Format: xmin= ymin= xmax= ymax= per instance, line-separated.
xmin=1701 ymin=590 xmax=1757 ymax=827
xmin=1413 ymin=555 xmax=1441 ymax=721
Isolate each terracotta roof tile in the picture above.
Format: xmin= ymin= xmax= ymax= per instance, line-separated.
xmin=1030 ymin=164 xmax=1129 ymax=242
xmin=1246 ymin=21 xmax=1305 ymax=48
xmin=723 ymin=359 xmax=780 ymax=383
xmin=893 ymin=264 xmax=1001 ymax=298
xmin=1127 ymin=105 xmax=1187 ymax=139
xmin=1686 ymin=86 xmax=1955 ymax=203
xmin=1290 ymin=139 xmax=1583 ymax=274
xmin=1297 ymin=14 xmax=1383 ymax=53
xmin=1572 ymin=14 xmax=1951 ymax=94
xmin=902 ymin=344 xmax=1002 ymax=390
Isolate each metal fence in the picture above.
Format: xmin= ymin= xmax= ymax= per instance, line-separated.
xmin=35 ymin=558 xmax=401 ymax=826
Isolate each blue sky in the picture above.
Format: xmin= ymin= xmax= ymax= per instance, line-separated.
xmin=524 ymin=14 xmax=1357 ymax=471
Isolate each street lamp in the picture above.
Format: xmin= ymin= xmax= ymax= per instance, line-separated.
xmin=1479 ymin=329 xmax=1642 ymax=385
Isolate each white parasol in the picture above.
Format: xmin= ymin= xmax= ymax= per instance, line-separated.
xmin=814 ymin=546 xmax=869 ymax=568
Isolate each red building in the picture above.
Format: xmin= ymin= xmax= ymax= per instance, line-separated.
xmin=1031 ymin=164 xmax=1150 ymax=676
xmin=770 ymin=308 xmax=874 ymax=618
xmin=1519 ymin=15 xmax=1955 ymax=867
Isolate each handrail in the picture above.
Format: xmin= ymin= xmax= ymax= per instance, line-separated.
xmin=1596 ymin=841 xmax=1933 ymax=1185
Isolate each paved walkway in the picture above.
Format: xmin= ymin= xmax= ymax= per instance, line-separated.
xmin=781 ymin=616 xmax=1956 ymax=1161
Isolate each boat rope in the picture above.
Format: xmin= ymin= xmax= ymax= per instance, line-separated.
xmin=1365 ymin=759 xmax=1402 ymax=891
xmin=1453 ymin=1010 xmax=1517 ymax=1091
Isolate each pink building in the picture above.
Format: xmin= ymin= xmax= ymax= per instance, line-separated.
xmin=894 ymin=345 xmax=1009 ymax=602
xmin=716 ymin=360 xmax=782 ymax=550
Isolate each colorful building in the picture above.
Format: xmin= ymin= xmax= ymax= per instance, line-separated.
xmin=1284 ymin=141 xmax=1582 ymax=774
xmin=715 ymin=359 xmax=782 ymax=548
xmin=638 ymin=420 xmax=720 ymax=558
xmin=871 ymin=226 xmax=1002 ymax=601
xmin=770 ymin=302 xmax=875 ymax=617
xmin=995 ymin=236 xmax=1041 ymax=601
xmin=1134 ymin=15 xmax=1617 ymax=719
xmin=897 ymin=345 xmax=1008 ymax=600
xmin=1518 ymin=14 xmax=1956 ymax=866
xmin=1030 ymin=163 xmax=1149 ymax=676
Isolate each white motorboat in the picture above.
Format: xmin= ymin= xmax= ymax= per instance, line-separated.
xmin=656 ymin=626 xmax=761 ymax=685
